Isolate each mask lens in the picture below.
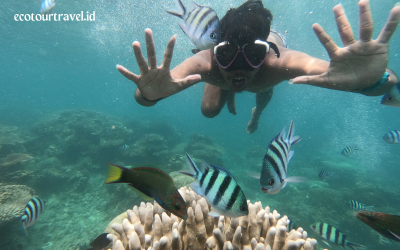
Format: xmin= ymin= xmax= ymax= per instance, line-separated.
xmin=243 ymin=43 xmax=267 ymax=67
xmin=216 ymin=44 xmax=238 ymax=67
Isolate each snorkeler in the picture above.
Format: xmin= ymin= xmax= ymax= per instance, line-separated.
xmin=117 ymin=0 xmax=400 ymax=134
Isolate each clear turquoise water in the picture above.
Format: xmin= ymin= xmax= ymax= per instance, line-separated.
xmin=1 ymin=0 xmax=400 ymax=249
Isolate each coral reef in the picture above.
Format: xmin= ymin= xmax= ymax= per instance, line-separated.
xmin=0 ymin=185 xmax=34 ymax=230
xmin=106 ymin=187 xmax=317 ymax=250
xmin=0 ymin=153 xmax=33 ymax=167
xmin=184 ymin=133 xmax=225 ymax=167
xmin=26 ymin=110 xmax=135 ymax=164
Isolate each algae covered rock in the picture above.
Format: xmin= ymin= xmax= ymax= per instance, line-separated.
xmin=27 ymin=110 xmax=135 ymax=164
xmin=184 ymin=133 xmax=225 ymax=167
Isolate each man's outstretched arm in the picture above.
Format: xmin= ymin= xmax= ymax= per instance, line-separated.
xmin=290 ymin=0 xmax=400 ymax=96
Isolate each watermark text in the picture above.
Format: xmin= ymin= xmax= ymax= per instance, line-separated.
xmin=14 ymin=11 xmax=95 ymax=22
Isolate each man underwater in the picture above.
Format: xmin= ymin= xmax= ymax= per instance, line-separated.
xmin=117 ymin=0 xmax=400 ymax=133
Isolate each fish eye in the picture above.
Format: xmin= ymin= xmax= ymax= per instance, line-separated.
xmin=269 ymin=179 xmax=275 ymax=185
xmin=388 ymin=97 xmax=393 ymax=101
xmin=240 ymin=205 xmax=247 ymax=212
xmin=210 ymin=33 xmax=216 ymax=39
xmin=175 ymin=204 xmax=180 ymax=210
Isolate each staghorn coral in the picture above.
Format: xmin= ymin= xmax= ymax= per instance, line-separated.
xmin=105 ymin=186 xmax=317 ymax=250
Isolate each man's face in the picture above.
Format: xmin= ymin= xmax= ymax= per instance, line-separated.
xmin=214 ymin=39 xmax=263 ymax=92
xmin=218 ymin=60 xmax=260 ymax=93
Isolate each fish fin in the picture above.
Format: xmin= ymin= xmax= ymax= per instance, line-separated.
xmin=248 ymin=173 xmax=260 ymax=179
xmin=288 ymin=151 xmax=294 ymax=163
xmin=192 ymin=49 xmax=201 ymax=54
xmin=287 ymin=120 xmax=302 ymax=145
xmin=278 ymin=127 xmax=286 ymax=141
xmin=389 ymin=230 xmax=400 ymax=240
xmin=187 ymin=0 xmax=201 ymax=12
xmin=322 ymin=240 xmax=331 ymax=247
xmin=182 ymin=153 xmax=202 ymax=178
xmin=208 ymin=209 xmax=222 ymax=217
xmin=20 ymin=222 xmax=28 ymax=236
xmin=284 ymin=176 xmax=309 ymax=183
xmin=282 ymin=181 xmax=287 ymax=189
xmin=178 ymin=21 xmax=188 ymax=35
xmin=105 ymin=163 xmax=128 ymax=184
xmin=290 ymin=136 xmax=301 ymax=146
xmin=364 ymin=206 xmax=374 ymax=211
xmin=165 ymin=0 xmax=185 ymax=17
xmin=200 ymin=160 xmax=211 ymax=173
xmin=128 ymin=185 xmax=153 ymax=201
xmin=346 ymin=242 xmax=369 ymax=250
xmin=189 ymin=182 xmax=204 ymax=196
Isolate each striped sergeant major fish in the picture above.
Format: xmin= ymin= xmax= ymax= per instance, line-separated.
xmin=383 ymin=130 xmax=400 ymax=144
xmin=341 ymin=146 xmax=358 ymax=156
xmin=179 ymin=153 xmax=249 ymax=218
xmin=41 ymin=0 xmax=56 ymax=14
xmin=349 ymin=200 xmax=374 ymax=211
xmin=381 ymin=81 xmax=400 ymax=107
xmin=318 ymin=170 xmax=334 ymax=180
xmin=254 ymin=120 xmax=307 ymax=194
xmin=165 ymin=0 xmax=221 ymax=50
xmin=310 ymin=222 xmax=369 ymax=250
xmin=21 ymin=197 xmax=46 ymax=234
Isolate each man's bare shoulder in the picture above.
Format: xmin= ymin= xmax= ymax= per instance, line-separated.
xmin=172 ymin=50 xmax=213 ymax=75
xmin=265 ymin=46 xmax=328 ymax=78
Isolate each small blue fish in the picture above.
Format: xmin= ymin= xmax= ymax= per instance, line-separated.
xmin=166 ymin=0 xmax=221 ymax=50
xmin=383 ymin=130 xmax=400 ymax=144
xmin=21 ymin=197 xmax=46 ymax=234
xmin=349 ymin=200 xmax=374 ymax=211
xmin=41 ymin=0 xmax=56 ymax=14
xmin=119 ymin=144 xmax=129 ymax=150
xmin=341 ymin=146 xmax=358 ymax=156
xmin=381 ymin=81 xmax=400 ymax=107
xmin=254 ymin=121 xmax=308 ymax=194
xmin=318 ymin=170 xmax=334 ymax=180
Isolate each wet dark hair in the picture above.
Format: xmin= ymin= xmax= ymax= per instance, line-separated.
xmin=220 ymin=0 xmax=273 ymax=45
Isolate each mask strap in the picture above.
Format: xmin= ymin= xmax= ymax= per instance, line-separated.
xmin=268 ymin=42 xmax=280 ymax=58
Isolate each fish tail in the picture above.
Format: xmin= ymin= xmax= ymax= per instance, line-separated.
xmin=179 ymin=153 xmax=201 ymax=179
xmin=105 ymin=163 xmax=127 ymax=184
xmin=20 ymin=222 xmax=28 ymax=236
xmin=287 ymin=120 xmax=301 ymax=145
xmin=346 ymin=241 xmax=369 ymax=250
xmin=165 ymin=0 xmax=185 ymax=18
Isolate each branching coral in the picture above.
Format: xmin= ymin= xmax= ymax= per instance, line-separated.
xmin=106 ymin=187 xmax=317 ymax=250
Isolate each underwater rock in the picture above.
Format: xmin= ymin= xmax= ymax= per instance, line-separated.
xmin=0 ymin=185 xmax=35 ymax=229
xmin=128 ymin=133 xmax=170 ymax=165
xmin=27 ymin=109 xmax=135 ymax=164
xmin=0 ymin=153 xmax=33 ymax=167
xmin=105 ymin=186 xmax=317 ymax=250
xmin=184 ymin=133 xmax=225 ymax=167
xmin=170 ymin=171 xmax=194 ymax=188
